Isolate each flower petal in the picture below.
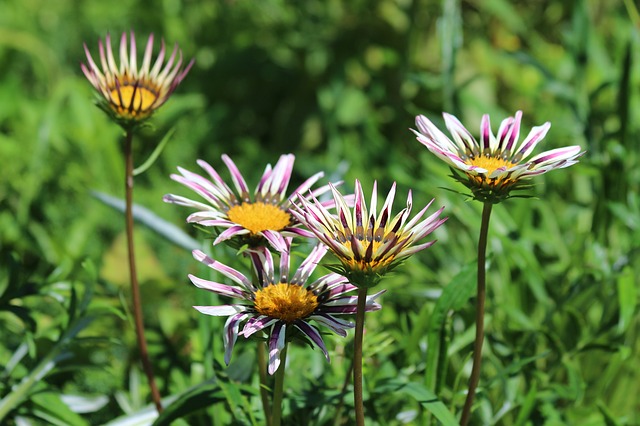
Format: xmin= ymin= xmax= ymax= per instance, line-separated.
xmin=268 ymin=322 xmax=287 ymax=375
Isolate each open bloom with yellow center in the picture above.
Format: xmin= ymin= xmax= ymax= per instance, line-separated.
xmin=81 ymin=31 xmax=193 ymax=127
xmin=190 ymin=239 xmax=382 ymax=374
xmin=164 ymin=154 xmax=341 ymax=253
xmin=292 ymin=180 xmax=447 ymax=288
xmin=412 ymin=111 xmax=584 ymax=203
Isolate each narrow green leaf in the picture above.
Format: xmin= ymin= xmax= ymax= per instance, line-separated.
xmin=91 ymin=190 xmax=200 ymax=251
xmin=31 ymin=392 xmax=89 ymax=426
xmin=425 ymin=263 xmax=475 ymax=391
xmin=133 ymin=127 xmax=175 ymax=176
xmin=152 ymin=380 xmax=225 ymax=426
xmin=616 ymin=266 xmax=636 ymax=333
xmin=385 ymin=380 xmax=458 ymax=426
xmin=514 ymin=381 xmax=538 ymax=426
xmin=597 ymin=401 xmax=622 ymax=426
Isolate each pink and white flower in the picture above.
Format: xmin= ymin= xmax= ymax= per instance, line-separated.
xmin=292 ymin=180 xmax=447 ymax=288
xmin=164 ymin=154 xmax=341 ymax=253
xmin=81 ymin=31 xmax=193 ymax=126
xmin=190 ymin=239 xmax=382 ymax=374
xmin=412 ymin=111 xmax=584 ymax=203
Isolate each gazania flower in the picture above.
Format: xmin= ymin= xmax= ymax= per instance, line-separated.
xmin=81 ymin=31 xmax=193 ymax=127
xmin=291 ymin=180 xmax=447 ymax=288
xmin=412 ymin=111 xmax=584 ymax=203
xmin=190 ymin=240 xmax=382 ymax=374
xmin=164 ymin=154 xmax=340 ymax=253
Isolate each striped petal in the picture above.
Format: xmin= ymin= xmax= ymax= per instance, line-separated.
xmin=268 ymin=323 xmax=287 ymax=375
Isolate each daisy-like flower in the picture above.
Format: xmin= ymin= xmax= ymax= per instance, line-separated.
xmin=190 ymin=240 xmax=382 ymax=374
xmin=292 ymin=180 xmax=447 ymax=288
xmin=412 ymin=111 xmax=584 ymax=203
xmin=81 ymin=31 xmax=193 ymax=127
xmin=164 ymin=154 xmax=340 ymax=253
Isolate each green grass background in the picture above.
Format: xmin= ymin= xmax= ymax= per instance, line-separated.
xmin=1 ymin=0 xmax=639 ymax=424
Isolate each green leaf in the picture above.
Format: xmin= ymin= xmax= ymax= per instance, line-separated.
xmin=91 ymin=190 xmax=200 ymax=251
xmin=383 ymin=380 xmax=458 ymax=426
xmin=425 ymin=263 xmax=476 ymax=391
xmin=31 ymin=392 xmax=89 ymax=426
xmin=133 ymin=127 xmax=175 ymax=176
xmin=616 ymin=266 xmax=636 ymax=333
xmin=597 ymin=401 xmax=622 ymax=426
xmin=514 ymin=381 xmax=538 ymax=426
xmin=152 ymin=380 xmax=226 ymax=426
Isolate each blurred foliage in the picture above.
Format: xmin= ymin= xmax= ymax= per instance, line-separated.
xmin=1 ymin=0 xmax=639 ymax=424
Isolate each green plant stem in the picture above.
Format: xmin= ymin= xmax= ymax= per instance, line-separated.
xmin=124 ymin=130 xmax=163 ymax=413
xmin=460 ymin=202 xmax=492 ymax=426
xmin=353 ymin=286 xmax=368 ymax=426
xmin=271 ymin=344 xmax=288 ymax=426
xmin=258 ymin=342 xmax=272 ymax=426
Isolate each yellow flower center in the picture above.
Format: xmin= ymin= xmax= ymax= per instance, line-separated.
xmin=465 ymin=155 xmax=514 ymax=187
xmin=339 ymin=230 xmax=397 ymax=272
xmin=227 ymin=202 xmax=292 ymax=235
xmin=254 ymin=283 xmax=319 ymax=323
xmin=467 ymin=155 xmax=511 ymax=175
xmin=109 ymin=84 xmax=159 ymax=117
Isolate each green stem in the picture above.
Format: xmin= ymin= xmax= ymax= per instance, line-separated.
xmin=460 ymin=202 xmax=492 ymax=426
xmin=258 ymin=342 xmax=272 ymax=426
xmin=124 ymin=130 xmax=163 ymax=413
xmin=353 ymin=287 xmax=368 ymax=426
xmin=271 ymin=344 xmax=288 ymax=426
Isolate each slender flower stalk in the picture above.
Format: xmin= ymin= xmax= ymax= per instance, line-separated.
xmin=253 ymin=269 xmax=272 ymax=426
xmin=292 ymin=180 xmax=447 ymax=424
xmin=124 ymin=131 xmax=163 ymax=412
xmin=81 ymin=31 xmax=192 ymax=413
xmin=352 ymin=287 xmax=368 ymax=426
xmin=460 ymin=202 xmax=492 ymax=426
xmin=413 ymin=111 xmax=584 ymax=424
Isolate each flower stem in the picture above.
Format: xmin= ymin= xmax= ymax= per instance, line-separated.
xmin=460 ymin=202 xmax=492 ymax=426
xmin=257 ymin=342 xmax=272 ymax=426
xmin=353 ymin=286 xmax=368 ymax=426
xmin=271 ymin=344 xmax=288 ymax=426
xmin=124 ymin=130 xmax=163 ymax=413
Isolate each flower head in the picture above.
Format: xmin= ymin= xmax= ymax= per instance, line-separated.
xmin=190 ymin=240 xmax=382 ymax=374
xmin=412 ymin=111 xmax=584 ymax=203
xmin=81 ymin=31 xmax=193 ymax=128
xmin=164 ymin=154 xmax=340 ymax=253
xmin=292 ymin=180 xmax=447 ymax=288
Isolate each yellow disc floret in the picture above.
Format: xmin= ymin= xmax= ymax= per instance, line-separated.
xmin=345 ymin=239 xmax=396 ymax=271
xmin=227 ymin=202 xmax=292 ymax=234
xmin=465 ymin=155 xmax=514 ymax=187
xmin=110 ymin=84 xmax=159 ymax=118
xmin=254 ymin=283 xmax=319 ymax=323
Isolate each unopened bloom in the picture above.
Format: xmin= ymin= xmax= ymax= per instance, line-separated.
xmin=81 ymin=31 xmax=193 ymax=127
xmin=190 ymin=240 xmax=382 ymax=374
xmin=292 ymin=180 xmax=447 ymax=288
xmin=412 ymin=111 xmax=584 ymax=203
xmin=164 ymin=154 xmax=341 ymax=253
